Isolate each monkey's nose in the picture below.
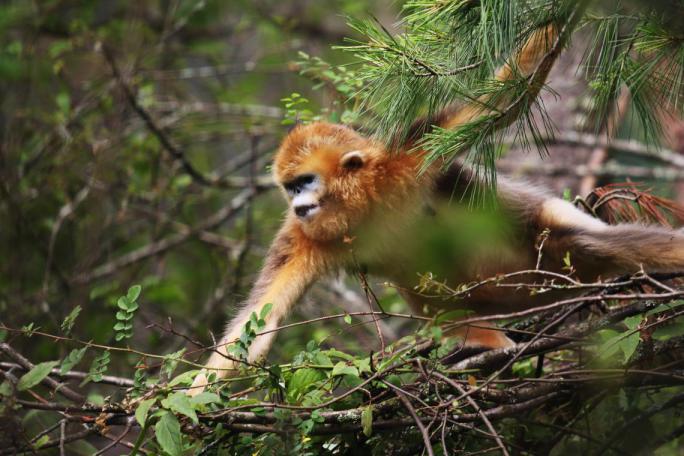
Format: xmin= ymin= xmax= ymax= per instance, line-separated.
xmin=295 ymin=204 xmax=318 ymax=218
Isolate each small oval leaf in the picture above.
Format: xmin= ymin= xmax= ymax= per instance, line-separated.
xmin=127 ymin=285 xmax=142 ymax=302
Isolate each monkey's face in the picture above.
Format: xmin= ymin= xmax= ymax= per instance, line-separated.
xmin=273 ymin=122 xmax=383 ymax=241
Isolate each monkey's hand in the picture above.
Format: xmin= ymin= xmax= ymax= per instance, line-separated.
xmin=186 ymin=225 xmax=325 ymax=396
xmin=187 ymin=370 xmax=209 ymax=397
xmin=186 ymin=348 xmax=241 ymax=396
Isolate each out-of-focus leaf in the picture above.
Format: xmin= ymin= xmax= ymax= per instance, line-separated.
xmin=60 ymin=306 xmax=81 ymax=335
xmin=162 ymin=392 xmax=198 ymax=424
xmin=60 ymin=347 xmax=87 ymax=374
xmin=168 ymin=371 xmax=196 ymax=387
xmin=260 ymin=302 xmax=273 ymax=319
xmin=653 ymin=317 xmax=684 ymax=341
xmin=135 ymin=398 xmax=156 ymax=426
xmin=189 ymin=392 xmax=221 ymax=406
xmin=331 ymin=362 xmax=359 ymax=378
xmin=33 ymin=435 xmax=50 ymax=449
xmin=155 ymin=411 xmax=183 ymax=456
xmin=17 ymin=361 xmax=59 ymax=391
xmin=361 ymin=405 xmax=373 ymax=437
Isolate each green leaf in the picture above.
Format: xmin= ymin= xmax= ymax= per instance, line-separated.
xmin=563 ymin=251 xmax=572 ymax=268
xmin=60 ymin=347 xmax=87 ymax=374
xmin=260 ymin=303 xmax=273 ymax=320
xmin=85 ymin=351 xmax=110 ymax=384
xmin=313 ymin=352 xmax=333 ymax=367
xmin=620 ymin=316 xmax=642 ymax=362
xmin=189 ymin=392 xmax=221 ymax=406
xmin=344 ymin=314 xmax=352 ymax=325
xmin=598 ymin=327 xmax=640 ymax=364
xmin=117 ymin=296 xmax=130 ymax=310
xmin=512 ymin=358 xmax=536 ymax=377
xmin=55 ymin=92 xmax=70 ymax=115
xmin=355 ymin=357 xmax=371 ymax=374
xmin=0 ymin=380 xmax=11 ymax=396
xmin=624 ymin=316 xmax=642 ymax=330
xmin=620 ymin=333 xmax=640 ymax=363
xmin=646 ymin=300 xmax=684 ymax=316
xmin=162 ymin=392 xmax=198 ymax=424
xmin=653 ymin=317 xmax=684 ymax=341
xmin=161 ymin=349 xmax=186 ymax=378
xmin=33 ymin=435 xmax=50 ymax=449
xmin=310 ymin=408 xmax=324 ymax=423
xmin=299 ymin=418 xmax=315 ymax=434
xmin=155 ymin=411 xmax=183 ymax=456
xmin=331 ymin=362 xmax=359 ymax=378
xmin=288 ymin=368 xmax=325 ymax=399
xmin=326 ymin=349 xmax=354 ymax=361
xmin=168 ymin=371 xmax=196 ymax=387
xmin=135 ymin=398 xmax=156 ymax=426
xmin=431 ymin=326 xmax=443 ymax=342
xmin=60 ymin=305 xmax=81 ymax=335
xmin=127 ymin=285 xmax=142 ymax=302
xmin=597 ymin=329 xmax=621 ymax=359
xmin=21 ymin=323 xmax=37 ymax=336
xmin=17 ymin=361 xmax=59 ymax=391
xmin=361 ymin=405 xmax=373 ymax=437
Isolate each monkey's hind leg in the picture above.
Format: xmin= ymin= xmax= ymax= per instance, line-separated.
xmin=439 ymin=321 xmax=516 ymax=365
xmin=449 ymin=321 xmax=516 ymax=349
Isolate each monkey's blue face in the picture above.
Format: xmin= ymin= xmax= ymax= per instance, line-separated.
xmin=281 ymin=150 xmax=365 ymax=223
xmin=277 ymin=148 xmax=375 ymax=241
xmin=282 ymin=173 xmax=323 ymax=221
xmin=273 ymin=122 xmax=384 ymax=241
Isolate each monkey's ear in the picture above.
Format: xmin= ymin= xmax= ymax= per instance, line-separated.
xmin=341 ymin=150 xmax=364 ymax=170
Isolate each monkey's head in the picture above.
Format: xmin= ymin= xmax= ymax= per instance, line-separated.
xmin=273 ymin=122 xmax=387 ymax=241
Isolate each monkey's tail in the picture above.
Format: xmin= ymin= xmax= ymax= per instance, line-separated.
xmin=573 ymin=224 xmax=684 ymax=273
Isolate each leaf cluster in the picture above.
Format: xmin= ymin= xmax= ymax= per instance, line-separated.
xmin=114 ymin=285 xmax=142 ymax=342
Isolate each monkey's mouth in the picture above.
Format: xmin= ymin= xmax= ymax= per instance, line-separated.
xmin=294 ymin=203 xmax=321 ymax=220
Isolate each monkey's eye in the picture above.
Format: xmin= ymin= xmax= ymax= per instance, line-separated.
xmin=300 ymin=174 xmax=315 ymax=185
xmin=284 ymin=174 xmax=316 ymax=194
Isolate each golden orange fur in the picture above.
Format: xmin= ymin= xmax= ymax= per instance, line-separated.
xmin=188 ymin=25 xmax=684 ymax=395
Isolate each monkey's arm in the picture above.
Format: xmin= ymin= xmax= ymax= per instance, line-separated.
xmin=189 ymin=221 xmax=329 ymax=395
